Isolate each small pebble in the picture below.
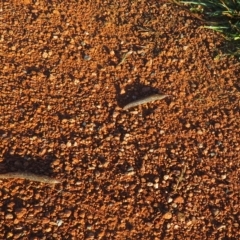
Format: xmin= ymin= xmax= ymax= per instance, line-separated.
xmin=174 ymin=224 xmax=179 ymax=229
xmin=221 ymin=174 xmax=227 ymax=180
xmin=198 ymin=143 xmax=204 ymax=148
xmin=172 ymin=203 xmax=177 ymax=208
xmin=42 ymin=51 xmax=48 ymax=58
xmin=84 ymin=55 xmax=91 ymax=61
xmin=154 ymin=177 xmax=159 ymax=183
xmin=177 ymin=212 xmax=185 ymax=222
xmin=186 ymin=220 xmax=193 ymax=226
xmin=217 ymin=225 xmax=226 ymax=230
xmin=197 ymin=130 xmax=203 ymax=135
xmin=64 ymin=210 xmax=72 ymax=218
xmin=56 ymin=219 xmax=63 ymax=227
xmin=174 ymin=196 xmax=184 ymax=204
xmin=209 ymin=152 xmax=216 ymax=157
xmin=45 ymin=227 xmax=52 ymax=233
xmin=112 ymin=111 xmax=119 ymax=118
xmin=5 ymin=213 xmax=14 ymax=220
xmin=86 ymin=224 xmax=92 ymax=230
xmin=163 ymin=212 xmax=172 ymax=220
xmin=125 ymin=171 xmax=135 ymax=176
xmin=6 ymin=232 xmax=13 ymax=238
xmin=141 ymin=178 xmax=146 ymax=183
xmin=127 ymin=166 xmax=134 ymax=172
xmin=110 ymin=50 xmax=115 ymax=56
xmin=147 ymin=182 xmax=153 ymax=187
xmin=15 ymin=208 xmax=27 ymax=219
xmin=163 ymin=175 xmax=169 ymax=180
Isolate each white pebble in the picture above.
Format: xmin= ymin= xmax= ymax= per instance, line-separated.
xmin=160 ymin=130 xmax=165 ymax=134
xmin=56 ymin=219 xmax=63 ymax=227
xmin=221 ymin=174 xmax=227 ymax=180
xmin=163 ymin=175 xmax=169 ymax=180
xmin=147 ymin=182 xmax=153 ymax=187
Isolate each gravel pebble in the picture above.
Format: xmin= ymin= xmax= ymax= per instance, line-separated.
xmin=5 ymin=213 xmax=14 ymax=220
xmin=174 ymin=196 xmax=184 ymax=204
xmin=0 ymin=1 xmax=238 ymax=239
xmin=163 ymin=212 xmax=172 ymax=220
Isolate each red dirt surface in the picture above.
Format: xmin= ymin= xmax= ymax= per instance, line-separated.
xmin=0 ymin=0 xmax=239 ymax=239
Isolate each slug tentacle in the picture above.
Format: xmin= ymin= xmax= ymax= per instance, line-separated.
xmin=0 ymin=172 xmax=61 ymax=184
xmin=123 ymin=94 xmax=170 ymax=110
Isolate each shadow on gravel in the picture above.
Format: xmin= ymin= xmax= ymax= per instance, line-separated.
xmin=0 ymin=152 xmax=56 ymax=176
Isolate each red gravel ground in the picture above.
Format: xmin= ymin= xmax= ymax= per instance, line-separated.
xmin=0 ymin=0 xmax=239 ymax=239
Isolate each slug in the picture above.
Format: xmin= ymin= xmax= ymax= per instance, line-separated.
xmin=123 ymin=94 xmax=170 ymax=110
xmin=0 ymin=172 xmax=61 ymax=184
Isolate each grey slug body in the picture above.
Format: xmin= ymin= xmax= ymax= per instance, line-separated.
xmin=0 ymin=172 xmax=60 ymax=184
xmin=123 ymin=94 xmax=169 ymax=110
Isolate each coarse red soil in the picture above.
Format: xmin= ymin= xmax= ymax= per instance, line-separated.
xmin=0 ymin=0 xmax=239 ymax=239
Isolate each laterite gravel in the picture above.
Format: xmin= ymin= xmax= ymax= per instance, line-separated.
xmin=0 ymin=0 xmax=239 ymax=239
